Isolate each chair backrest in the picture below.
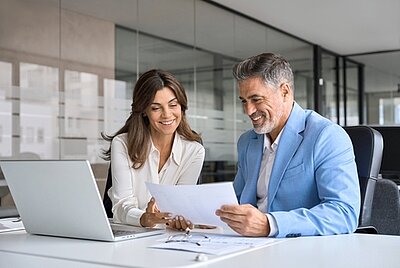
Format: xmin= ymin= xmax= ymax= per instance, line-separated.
xmin=343 ymin=126 xmax=384 ymax=227
xmin=370 ymin=178 xmax=400 ymax=235
xmin=103 ymin=166 xmax=113 ymax=218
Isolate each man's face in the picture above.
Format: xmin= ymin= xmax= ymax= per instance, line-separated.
xmin=238 ymin=77 xmax=286 ymax=135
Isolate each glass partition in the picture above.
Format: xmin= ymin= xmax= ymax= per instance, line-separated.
xmin=0 ymin=61 xmax=13 ymax=157
xmin=350 ymin=51 xmax=400 ymax=125
xmin=320 ymin=52 xmax=338 ymax=122
xmin=0 ymin=0 xmax=315 ymax=186
xmin=344 ymin=60 xmax=360 ymax=125
xmin=19 ymin=63 xmax=59 ymax=159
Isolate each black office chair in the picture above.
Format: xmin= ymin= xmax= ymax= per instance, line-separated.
xmin=343 ymin=126 xmax=383 ymax=233
xmin=103 ymin=165 xmax=113 ymax=218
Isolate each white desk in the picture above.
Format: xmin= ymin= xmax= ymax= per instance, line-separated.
xmin=0 ymin=251 xmax=115 ymax=268
xmin=0 ymin=231 xmax=399 ymax=268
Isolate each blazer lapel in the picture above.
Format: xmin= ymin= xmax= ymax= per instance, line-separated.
xmin=242 ymin=133 xmax=263 ymax=206
xmin=267 ymin=103 xmax=305 ymax=211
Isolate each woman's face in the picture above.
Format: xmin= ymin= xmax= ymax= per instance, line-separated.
xmin=145 ymin=87 xmax=182 ymax=138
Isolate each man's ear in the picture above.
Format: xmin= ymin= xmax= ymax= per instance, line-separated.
xmin=280 ymin=83 xmax=291 ymax=97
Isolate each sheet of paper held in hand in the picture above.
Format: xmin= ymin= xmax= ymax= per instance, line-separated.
xmin=145 ymin=182 xmax=238 ymax=228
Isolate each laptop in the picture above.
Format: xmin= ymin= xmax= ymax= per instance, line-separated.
xmin=0 ymin=160 xmax=164 ymax=242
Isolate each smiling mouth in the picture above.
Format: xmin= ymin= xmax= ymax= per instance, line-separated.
xmin=251 ymin=115 xmax=262 ymax=121
xmin=160 ymin=120 xmax=175 ymax=125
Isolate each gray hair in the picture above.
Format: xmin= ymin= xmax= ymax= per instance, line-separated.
xmin=233 ymin=52 xmax=294 ymax=91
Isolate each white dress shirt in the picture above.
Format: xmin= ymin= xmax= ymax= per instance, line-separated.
xmin=108 ymin=133 xmax=205 ymax=226
xmin=257 ymin=130 xmax=283 ymax=236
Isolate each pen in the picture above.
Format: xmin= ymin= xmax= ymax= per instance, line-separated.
xmin=193 ymin=224 xmax=217 ymax=229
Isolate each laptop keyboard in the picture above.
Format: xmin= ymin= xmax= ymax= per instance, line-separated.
xmin=110 ymin=223 xmax=164 ymax=238
xmin=112 ymin=229 xmax=137 ymax=236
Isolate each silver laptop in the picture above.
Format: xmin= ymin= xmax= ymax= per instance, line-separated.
xmin=0 ymin=160 xmax=164 ymax=242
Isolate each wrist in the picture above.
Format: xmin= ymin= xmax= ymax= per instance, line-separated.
xmin=264 ymin=214 xmax=271 ymax=236
xmin=140 ymin=213 xmax=148 ymax=227
xmin=266 ymin=213 xmax=278 ymax=237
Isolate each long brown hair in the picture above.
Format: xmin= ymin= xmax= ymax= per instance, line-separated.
xmin=101 ymin=69 xmax=201 ymax=169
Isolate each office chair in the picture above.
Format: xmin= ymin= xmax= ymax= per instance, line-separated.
xmin=103 ymin=165 xmax=113 ymax=218
xmin=343 ymin=126 xmax=383 ymax=233
xmin=369 ymin=178 xmax=400 ymax=235
xmin=103 ymin=132 xmax=203 ymax=218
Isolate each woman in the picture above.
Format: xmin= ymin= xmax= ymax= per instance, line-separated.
xmin=102 ymin=69 xmax=205 ymax=230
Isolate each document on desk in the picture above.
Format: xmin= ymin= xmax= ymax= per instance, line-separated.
xmin=145 ymin=182 xmax=238 ymax=228
xmin=150 ymin=234 xmax=282 ymax=255
xmin=0 ymin=217 xmax=24 ymax=233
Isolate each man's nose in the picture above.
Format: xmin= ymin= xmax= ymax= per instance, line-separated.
xmin=244 ymin=102 xmax=256 ymax=116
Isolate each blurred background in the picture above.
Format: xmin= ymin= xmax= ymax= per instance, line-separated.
xmin=0 ymin=0 xmax=399 ymax=205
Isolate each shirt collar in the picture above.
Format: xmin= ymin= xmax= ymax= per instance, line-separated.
xmin=150 ymin=133 xmax=182 ymax=165
xmin=263 ymin=127 xmax=284 ymax=153
xmin=171 ymin=134 xmax=182 ymax=165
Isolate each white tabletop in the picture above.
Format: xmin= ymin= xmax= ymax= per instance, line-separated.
xmin=0 ymin=251 xmax=115 ymax=268
xmin=0 ymin=230 xmax=399 ymax=268
xmin=0 ymin=230 xmax=223 ymax=267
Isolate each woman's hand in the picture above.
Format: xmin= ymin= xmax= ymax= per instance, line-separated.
xmin=140 ymin=197 xmax=194 ymax=231
xmin=166 ymin=215 xmax=194 ymax=231
xmin=140 ymin=197 xmax=171 ymax=227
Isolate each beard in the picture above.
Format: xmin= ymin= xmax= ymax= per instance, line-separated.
xmin=254 ymin=120 xmax=274 ymax=134
xmin=252 ymin=108 xmax=283 ymax=135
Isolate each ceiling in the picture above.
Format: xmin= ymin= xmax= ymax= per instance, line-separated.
xmin=60 ymin=0 xmax=400 ymax=78
xmin=62 ymin=0 xmax=400 ymax=56
xmin=212 ymin=0 xmax=400 ymax=55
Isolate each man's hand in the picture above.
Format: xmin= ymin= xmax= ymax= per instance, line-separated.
xmin=215 ymin=204 xmax=270 ymax=236
xmin=140 ymin=197 xmax=170 ymax=227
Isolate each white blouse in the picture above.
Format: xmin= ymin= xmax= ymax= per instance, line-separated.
xmin=108 ymin=133 xmax=205 ymax=226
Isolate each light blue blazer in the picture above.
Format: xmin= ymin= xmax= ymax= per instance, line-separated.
xmin=234 ymin=102 xmax=360 ymax=237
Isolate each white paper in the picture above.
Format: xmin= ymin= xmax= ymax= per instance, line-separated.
xmin=150 ymin=234 xmax=281 ymax=255
xmin=145 ymin=182 xmax=238 ymax=227
xmin=0 ymin=217 xmax=25 ymax=233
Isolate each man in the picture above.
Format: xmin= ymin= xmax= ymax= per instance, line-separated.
xmin=216 ymin=52 xmax=360 ymax=238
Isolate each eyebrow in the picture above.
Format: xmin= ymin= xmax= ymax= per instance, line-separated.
xmin=239 ymin=94 xmax=261 ymax=100
xmin=151 ymin=98 xmax=178 ymax=105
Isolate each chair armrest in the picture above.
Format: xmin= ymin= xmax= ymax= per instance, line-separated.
xmin=355 ymin=225 xmax=378 ymax=234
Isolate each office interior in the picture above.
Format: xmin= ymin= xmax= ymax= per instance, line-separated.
xmin=0 ymin=0 xmax=400 ymax=215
